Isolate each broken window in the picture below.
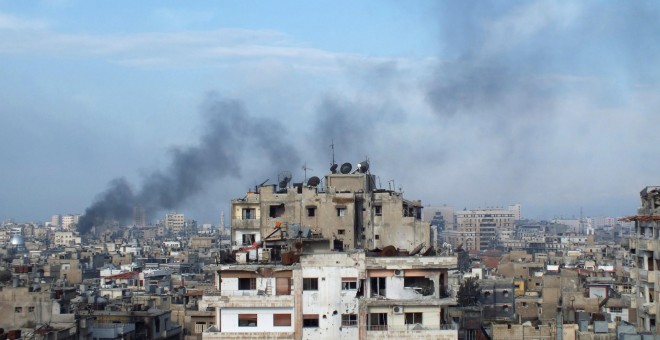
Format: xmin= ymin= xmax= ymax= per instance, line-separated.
xmin=303 ymin=315 xmax=319 ymax=328
xmin=342 ymin=314 xmax=357 ymax=327
xmin=338 ymin=229 xmax=345 ymax=235
xmin=238 ymin=278 xmax=256 ymax=290
xmin=404 ymin=312 xmax=423 ymax=325
xmin=307 ymin=207 xmax=316 ymax=217
xmin=374 ymin=205 xmax=382 ymax=216
xmin=333 ymin=239 xmax=344 ymax=251
xmin=403 ymin=277 xmax=434 ymax=296
xmin=368 ymin=313 xmax=388 ymax=331
xmin=337 ymin=207 xmax=346 ymax=217
xmin=241 ymin=234 xmax=256 ymax=246
xmin=269 ymin=204 xmax=285 ymax=218
xmin=303 ymin=278 xmax=318 ymax=291
xmin=370 ymin=277 xmax=386 ymax=297
xmin=238 ymin=314 xmax=257 ymax=327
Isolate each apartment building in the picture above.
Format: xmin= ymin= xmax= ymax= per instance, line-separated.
xmin=623 ymin=186 xmax=660 ymax=334
xmin=230 ymin=162 xmax=432 ymax=255
xmin=449 ymin=207 xmax=516 ymax=252
xmin=201 ymin=252 xmax=457 ymax=339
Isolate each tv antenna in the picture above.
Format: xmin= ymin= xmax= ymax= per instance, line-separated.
xmin=302 ymin=162 xmax=313 ymax=182
xmin=330 ymin=140 xmax=335 ymax=166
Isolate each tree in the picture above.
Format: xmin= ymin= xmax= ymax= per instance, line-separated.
xmin=457 ymin=277 xmax=481 ymax=307
xmin=456 ymin=249 xmax=471 ymax=273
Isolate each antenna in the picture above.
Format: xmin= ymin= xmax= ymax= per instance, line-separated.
xmin=330 ymin=140 xmax=335 ymax=166
xmin=302 ymin=162 xmax=313 ymax=182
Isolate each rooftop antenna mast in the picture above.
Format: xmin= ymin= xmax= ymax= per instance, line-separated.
xmin=330 ymin=140 xmax=335 ymax=166
xmin=302 ymin=162 xmax=313 ymax=182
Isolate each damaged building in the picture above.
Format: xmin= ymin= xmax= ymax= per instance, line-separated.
xmin=230 ymin=161 xmax=432 ymax=257
xmin=203 ymin=161 xmax=457 ymax=339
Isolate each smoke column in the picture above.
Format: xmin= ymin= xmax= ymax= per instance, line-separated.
xmin=78 ymin=94 xmax=299 ymax=233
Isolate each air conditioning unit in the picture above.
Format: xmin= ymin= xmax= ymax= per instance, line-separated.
xmin=394 ymin=269 xmax=404 ymax=277
xmin=392 ymin=306 xmax=404 ymax=314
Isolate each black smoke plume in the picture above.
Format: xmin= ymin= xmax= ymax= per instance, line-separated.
xmin=78 ymin=94 xmax=299 ymax=233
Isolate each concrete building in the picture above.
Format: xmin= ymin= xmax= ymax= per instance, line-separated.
xmin=165 ymin=213 xmax=185 ymax=234
xmin=450 ymin=207 xmax=516 ymax=251
xmin=61 ymin=214 xmax=80 ymax=229
xmin=133 ymin=206 xmax=147 ymax=227
xmin=202 ymin=251 xmax=457 ymax=340
xmin=622 ymin=186 xmax=660 ymax=334
xmin=230 ymin=162 xmax=432 ymax=255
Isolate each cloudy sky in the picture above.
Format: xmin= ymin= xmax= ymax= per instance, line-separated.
xmin=2 ymin=1 xmax=659 ymax=225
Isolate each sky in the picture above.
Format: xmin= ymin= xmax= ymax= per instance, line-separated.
xmin=2 ymin=0 xmax=660 ymax=225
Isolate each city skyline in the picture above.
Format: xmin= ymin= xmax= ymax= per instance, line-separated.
xmin=2 ymin=1 xmax=660 ymax=224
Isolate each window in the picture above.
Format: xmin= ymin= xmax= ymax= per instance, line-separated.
xmin=371 ymin=277 xmax=386 ymax=297
xmin=269 ymin=204 xmax=285 ymax=218
xmin=337 ymin=207 xmax=346 ymax=216
xmin=238 ymin=314 xmax=257 ymax=327
xmin=368 ymin=313 xmax=388 ymax=331
xmin=405 ymin=312 xmax=423 ymax=325
xmin=342 ymin=314 xmax=357 ymax=327
xmin=610 ymin=307 xmax=623 ymax=313
xmin=375 ymin=235 xmax=380 ymax=240
xmin=503 ymin=290 xmax=509 ymax=297
xmin=375 ymin=205 xmax=382 ymax=216
xmin=241 ymin=208 xmax=256 ymax=220
xmin=28 ymin=306 xmax=35 ymax=312
xmin=241 ymin=234 xmax=256 ymax=246
xmin=194 ymin=322 xmax=206 ymax=334
xmin=238 ymin=278 xmax=256 ymax=290
xmin=303 ymin=278 xmax=318 ymax=291
xmin=307 ymin=207 xmax=316 ymax=217
xmin=303 ymin=314 xmax=319 ymax=328
xmin=273 ymin=314 xmax=291 ymax=326
xmin=342 ymin=278 xmax=357 ymax=290
xmin=14 ymin=307 xmax=22 ymax=313
xmin=338 ymin=229 xmax=345 ymax=235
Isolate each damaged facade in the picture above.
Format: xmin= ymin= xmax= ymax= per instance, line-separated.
xmin=204 ymin=162 xmax=457 ymax=339
xmin=230 ymin=162 xmax=432 ymax=256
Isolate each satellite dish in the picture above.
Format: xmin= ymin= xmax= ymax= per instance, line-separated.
xmin=340 ymin=163 xmax=352 ymax=174
xmin=278 ymin=171 xmax=292 ymax=188
xmin=357 ymin=161 xmax=369 ymax=173
xmin=330 ymin=163 xmax=338 ymax=173
xmin=307 ymin=176 xmax=321 ymax=187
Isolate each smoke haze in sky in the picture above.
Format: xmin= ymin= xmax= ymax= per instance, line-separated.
xmin=1 ymin=1 xmax=660 ymax=224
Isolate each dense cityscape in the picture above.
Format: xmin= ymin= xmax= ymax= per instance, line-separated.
xmin=0 ymin=161 xmax=650 ymax=339
xmin=3 ymin=1 xmax=659 ymax=340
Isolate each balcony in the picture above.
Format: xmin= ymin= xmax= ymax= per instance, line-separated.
xmin=643 ymin=303 xmax=656 ymax=315
xmin=204 ymin=292 xmax=295 ymax=309
xmin=621 ymin=237 xmax=630 ymax=249
xmin=231 ymin=218 xmax=260 ymax=230
xmin=365 ymin=324 xmax=458 ymax=340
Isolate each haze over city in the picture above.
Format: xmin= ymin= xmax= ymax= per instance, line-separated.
xmin=2 ymin=1 xmax=660 ymax=224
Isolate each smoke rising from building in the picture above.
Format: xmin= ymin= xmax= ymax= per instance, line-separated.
xmin=78 ymin=94 xmax=300 ymax=233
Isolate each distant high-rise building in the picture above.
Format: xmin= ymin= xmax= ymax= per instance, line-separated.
xmin=450 ymin=206 xmax=516 ymax=251
xmin=508 ymin=204 xmax=522 ymax=220
xmin=51 ymin=214 xmax=61 ymax=227
xmin=133 ymin=206 xmax=146 ymax=227
xmin=61 ymin=214 xmax=80 ymax=229
xmin=165 ymin=213 xmax=185 ymax=234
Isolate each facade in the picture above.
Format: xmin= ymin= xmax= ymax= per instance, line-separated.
xmin=202 ymin=252 xmax=457 ymax=340
xmin=623 ymin=186 xmax=660 ymax=334
xmin=133 ymin=206 xmax=147 ymax=227
xmin=165 ymin=213 xmax=185 ymax=234
xmin=230 ymin=164 xmax=432 ymax=255
xmin=449 ymin=207 xmax=516 ymax=251
xmin=61 ymin=214 xmax=80 ymax=229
